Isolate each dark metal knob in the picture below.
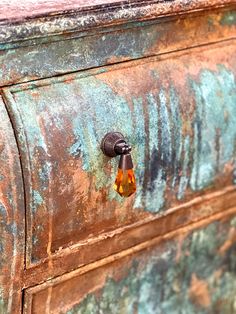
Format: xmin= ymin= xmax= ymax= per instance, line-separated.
xmin=101 ymin=132 xmax=126 ymax=157
xmin=101 ymin=132 xmax=136 ymax=197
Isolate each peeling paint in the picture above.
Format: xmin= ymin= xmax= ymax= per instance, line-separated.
xmin=36 ymin=217 xmax=236 ymax=314
xmin=67 ymin=66 xmax=236 ymax=211
xmin=6 ymin=43 xmax=236 ymax=262
xmin=178 ymin=136 xmax=190 ymax=200
xmin=0 ymin=9 xmax=235 ymax=86
xmin=190 ymin=65 xmax=236 ymax=191
xmin=1 ymin=1 xmax=236 ymax=311
xmin=32 ymin=190 xmax=44 ymax=213
xmin=0 ymin=96 xmax=24 ymax=312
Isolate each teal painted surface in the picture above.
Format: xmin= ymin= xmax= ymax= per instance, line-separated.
xmin=8 ymin=45 xmax=236 ymax=261
xmin=13 ymin=65 xmax=236 ymax=213
xmin=220 ymin=11 xmax=236 ymax=26
xmin=66 ymin=66 xmax=236 ymax=211
xmin=0 ymin=98 xmax=25 ymax=312
xmin=0 ymin=9 xmax=235 ymax=86
xmin=32 ymin=190 xmax=44 ymax=213
xmin=66 ymin=215 xmax=236 ymax=314
xmin=0 ymin=20 xmax=159 ymax=85
xmin=0 ymin=298 xmax=6 ymax=314
xmin=190 ymin=66 xmax=236 ymax=191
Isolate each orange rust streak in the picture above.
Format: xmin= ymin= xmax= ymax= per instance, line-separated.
xmin=189 ymin=274 xmax=211 ymax=308
xmin=218 ymin=227 xmax=236 ymax=255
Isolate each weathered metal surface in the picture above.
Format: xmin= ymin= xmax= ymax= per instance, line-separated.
xmin=24 ymin=210 xmax=236 ymax=314
xmin=3 ymin=40 xmax=236 ymax=266
xmin=0 ymin=0 xmax=235 ymax=46
xmin=0 ymin=8 xmax=235 ymax=86
xmin=0 ymin=96 xmax=25 ymax=313
xmin=0 ymin=1 xmax=235 ymax=312
xmin=23 ymin=187 xmax=236 ymax=288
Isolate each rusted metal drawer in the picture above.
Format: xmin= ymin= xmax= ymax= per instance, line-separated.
xmin=3 ymin=40 xmax=236 ymax=269
xmin=23 ymin=210 xmax=236 ymax=313
xmin=1 ymin=1 xmax=236 ymax=313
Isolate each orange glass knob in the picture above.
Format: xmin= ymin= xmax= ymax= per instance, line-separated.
xmin=101 ymin=132 xmax=136 ymax=197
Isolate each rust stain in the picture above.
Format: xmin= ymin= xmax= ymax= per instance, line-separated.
xmin=24 ymin=214 xmax=236 ymax=313
xmin=0 ymin=3 xmax=235 ymax=312
xmin=189 ymin=274 xmax=211 ymax=308
xmin=0 ymin=8 xmax=236 ymax=86
xmin=3 ymin=39 xmax=236 ymax=266
xmin=0 ymin=95 xmax=25 ymax=312
xmin=175 ymin=233 xmax=186 ymax=262
xmin=218 ymin=227 xmax=236 ymax=254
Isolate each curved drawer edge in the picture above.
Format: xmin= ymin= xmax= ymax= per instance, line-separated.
xmin=0 ymin=93 xmax=25 ymax=313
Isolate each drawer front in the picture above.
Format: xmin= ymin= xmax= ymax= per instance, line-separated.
xmin=0 ymin=7 xmax=235 ymax=86
xmin=4 ymin=40 xmax=236 ymax=266
xmin=24 ymin=210 xmax=236 ymax=313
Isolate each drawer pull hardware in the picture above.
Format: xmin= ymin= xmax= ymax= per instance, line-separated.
xmin=101 ymin=132 xmax=136 ymax=197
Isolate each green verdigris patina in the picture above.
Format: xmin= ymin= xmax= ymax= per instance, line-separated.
xmin=5 ymin=43 xmax=236 ymax=262
xmin=1 ymin=1 xmax=236 ymax=312
xmin=190 ymin=66 xmax=236 ymax=191
xmin=66 ymin=215 xmax=236 ymax=314
xmin=9 ymin=62 xmax=236 ymax=213
xmin=220 ymin=11 xmax=236 ymax=26
xmin=0 ymin=98 xmax=25 ymax=313
xmin=68 ymin=65 xmax=236 ymax=210
xmin=0 ymin=8 xmax=235 ymax=86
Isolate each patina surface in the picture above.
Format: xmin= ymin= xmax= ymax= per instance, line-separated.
xmin=0 ymin=1 xmax=236 ymax=312
xmin=0 ymin=0 xmax=235 ymax=45
xmin=0 ymin=96 xmax=25 ymax=313
xmin=0 ymin=8 xmax=235 ymax=86
xmin=3 ymin=40 xmax=236 ymax=265
xmin=22 ymin=188 xmax=236 ymax=288
xmin=24 ymin=211 xmax=236 ymax=314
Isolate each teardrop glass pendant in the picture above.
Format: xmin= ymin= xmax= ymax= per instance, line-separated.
xmin=101 ymin=132 xmax=136 ymax=197
xmin=114 ymin=168 xmax=136 ymax=197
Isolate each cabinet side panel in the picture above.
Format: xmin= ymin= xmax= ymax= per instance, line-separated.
xmin=0 ymin=94 xmax=25 ymax=313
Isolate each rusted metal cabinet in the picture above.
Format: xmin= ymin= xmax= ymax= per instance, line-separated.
xmin=0 ymin=1 xmax=236 ymax=313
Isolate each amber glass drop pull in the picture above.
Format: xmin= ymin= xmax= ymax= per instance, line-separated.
xmin=114 ymin=153 xmax=136 ymax=197
xmin=101 ymin=132 xmax=136 ymax=198
xmin=114 ymin=169 xmax=136 ymax=197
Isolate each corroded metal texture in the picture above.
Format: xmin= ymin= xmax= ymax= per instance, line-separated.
xmin=0 ymin=0 xmax=235 ymax=46
xmin=0 ymin=8 xmax=235 ymax=86
xmin=23 ymin=187 xmax=236 ymax=288
xmin=24 ymin=211 xmax=236 ymax=313
xmin=1 ymin=0 xmax=234 ymax=23
xmin=0 ymin=96 xmax=25 ymax=313
xmin=3 ymin=40 xmax=236 ymax=266
xmin=1 ymin=1 xmax=236 ymax=311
